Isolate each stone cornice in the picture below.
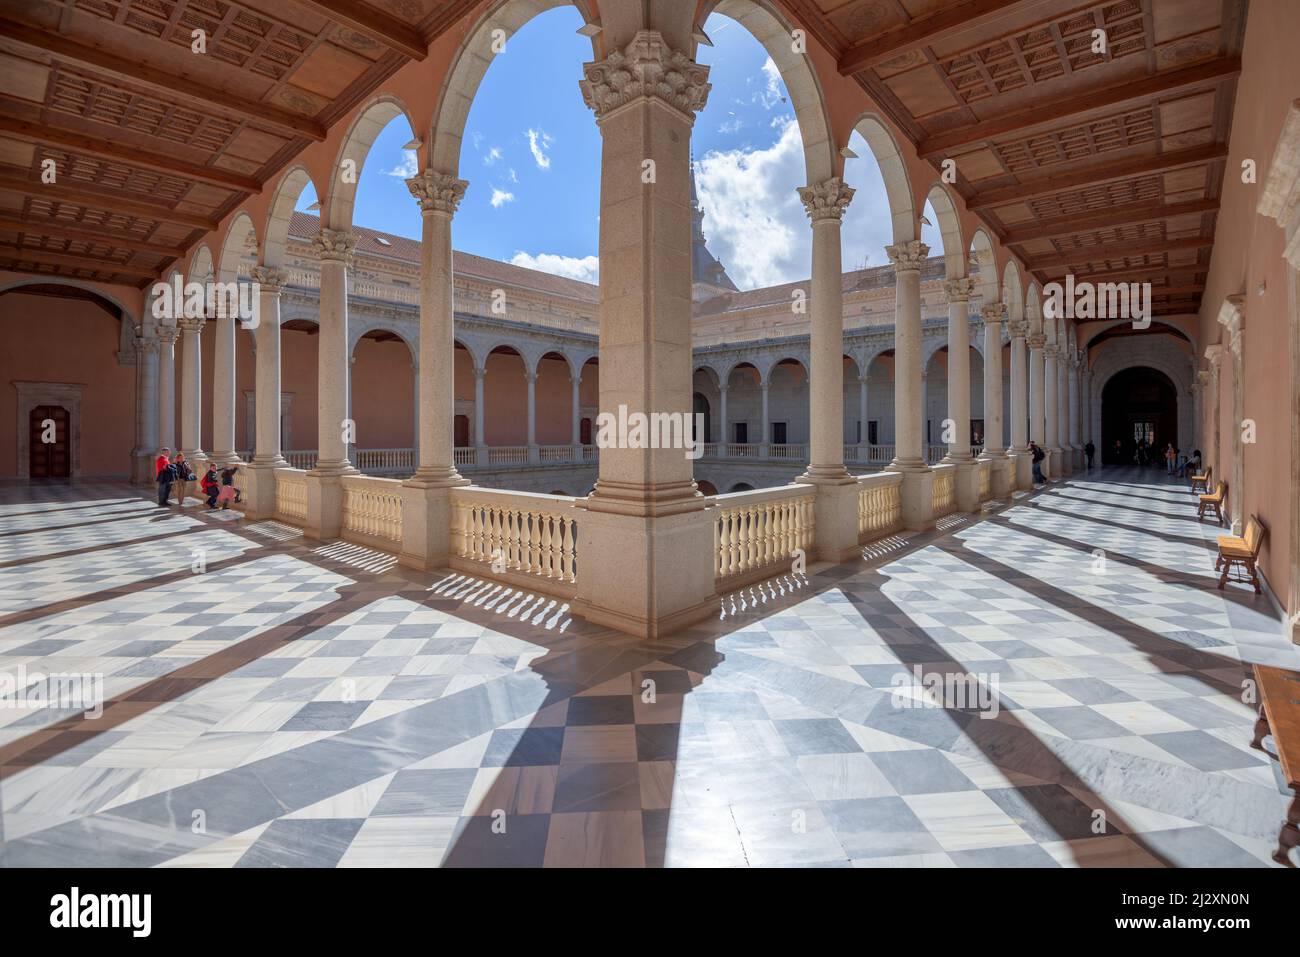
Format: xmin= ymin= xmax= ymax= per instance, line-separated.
xmin=580 ymin=31 xmax=710 ymax=122
xmin=407 ymin=170 xmax=468 ymax=217
xmin=886 ymin=240 xmax=930 ymax=272
xmin=798 ymin=177 xmax=855 ymax=223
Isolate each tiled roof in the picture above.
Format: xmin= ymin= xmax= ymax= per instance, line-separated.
xmin=288 ymin=212 xmax=599 ymax=304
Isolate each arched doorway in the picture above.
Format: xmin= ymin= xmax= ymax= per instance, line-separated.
xmin=1101 ymin=366 xmax=1177 ymax=465
xmin=693 ymin=392 xmax=712 ymax=444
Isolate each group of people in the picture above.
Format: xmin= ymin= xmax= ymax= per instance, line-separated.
xmin=153 ymin=448 xmax=241 ymax=511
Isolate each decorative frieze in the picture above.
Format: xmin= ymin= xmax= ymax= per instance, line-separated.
xmin=406 ymin=170 xmax=468 ymax=217
xmin=580 ymin=30 xmax=710 ymax=121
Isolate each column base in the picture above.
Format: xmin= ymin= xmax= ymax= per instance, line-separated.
xmin=944 ymin=455 xmax=980 ymax=512
xmin=304 ymin=466 xmax=356 ymax=540
xmin=131 ymin=450 xmax=154 ymax=485
xmin=888 ymin=462 xmax=934 ymax=531
xmin=243 ymin=461 xmax=280 ymax=520
xmin=795 ymin=469 xmax=860 ymax=562
xmin=397 ymin=475 xmax=467 ymax=571
xmin=587 ymin=478 xmax=703 ymax=518
xmin=572 ymin=504 xmax=717 ymax=639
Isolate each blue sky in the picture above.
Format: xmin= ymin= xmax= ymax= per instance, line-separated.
xmin=314 ymin=8 xmax=942 ymax=290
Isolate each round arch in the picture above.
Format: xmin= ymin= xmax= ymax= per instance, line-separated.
xmin=1001 ymin=260 xmax=1023 ymax=323
xmin=1089 ymin=336 xmax=1195 ymax=462
xmin=326 ymin=95 xmax=417 ymax=230
xmin=924 ymin=183 xmax=964 ymax=278
xmin=217 ymin=212 xmax=258 ymax=284
xmin=188 ymin=244 xmax=215 ymax=285
xmin=1026 ymin=282 xmax=1043 ymax=335
xmin=849 ymin=114 xmax=916 ymax=244
xmin=264 ymin=165 xmax=319 ymax=269
xmin=969 ymin=228 xmax=998 ymax=306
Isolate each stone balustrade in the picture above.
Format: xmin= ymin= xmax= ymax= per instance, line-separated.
xmin=978 ymin=458 xmax=992 ymax=500
xmin=449 ymin=487 xmax=580 ymax=598
xmin=713 ymin=484 xmax=816 ymax=588
xmin=340 ymin=475 xmax=404 ymax=547
xmin=857 ymin=471 xmax=903 ymax=543
xmin=273 ymin=467 xmax=308 ymax=524
xmin=931 ymin=463 xmax=957 ymax=518
xmin=354 ymin=448 xmax=415 ymax=473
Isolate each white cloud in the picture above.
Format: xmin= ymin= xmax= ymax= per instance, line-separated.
xmin=484 ymin=146 xmax=503 ymax=166
xmin=507 ymin=167 xmax=518 ymax=183
xmin=510 ymin=251 xmax=599 ymax=284
xmin=718 ymin=117 xmax=743 ymax=135
xmin=754 ymin=57 xmax=785 ymax=110
xmin=490 ymin=188 xmax=515 ymax=208
xmin=385 ymin=149 xmax=418 ymax=178
xmin=526 ymin=128 xmax=553 ymax=169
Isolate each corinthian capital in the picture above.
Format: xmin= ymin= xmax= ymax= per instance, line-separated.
xmin=134 ymin=335 xmax=158 ymax=356
xmin=1006 ymin=316 xmax=1028 ymax=338
xmin=313 ymin=228 xmax=356 ymax=264
xmin=249 ymin=266 xmax=285 ymax=292
xmin=885 ymin=240 xmax=929 ymax=272
xmin=1027 ymin=333 xmax=1046 ymax=350
xmin=580 ymin=30 xmax=710 ymax=121
xmin=406 ymin=170 xmax=468 ymax=216
xmin=177 ymin=316 xmax=205 ymax=334
xmin=979 ymin=302 xmax=1005 ymax=323
xmin=942 ymin=277 xmax=974 ymax=303
xmin=798 ymin=177 xmax=855 ymax=223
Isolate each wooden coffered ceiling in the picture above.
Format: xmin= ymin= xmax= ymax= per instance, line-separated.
xmin=799 ymin=0 xmax=1248 ymax=319
xmin=0 ymin=0 xmax=477 ymax=289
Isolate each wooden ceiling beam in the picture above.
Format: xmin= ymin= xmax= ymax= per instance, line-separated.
xmin=1042 ymin=264 xmax=1207 ymax=284
xmin=0 ymin=116 xmax=261 ymax=192
xmin=290 ymin=0 xmax=428 ymax=61
xmin=969 ymin=144 xmax=1228 ymax=209
xmin=837 ymin=0 xmax=1030 ymax=75
xmin=0 ymin=213 xmax=181 ymax=258
xmin=1028 ymin=235 xmax=1213 ymax=271
xmin=0 ymin=17 xmax=326 ymax=142
xmin=0 ymin=172 xmax=216 ymax=231
xmin=0 ymin=244 xmax=158 ymax=283
xmin=1004 ymin=198 xmax=1219 ymax=244
xmin=919 ymin=57 xmax=1241 ymax=158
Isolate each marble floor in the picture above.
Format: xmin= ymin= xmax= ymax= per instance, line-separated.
xmin=0 ymin=467 xmax=1296 ymax=867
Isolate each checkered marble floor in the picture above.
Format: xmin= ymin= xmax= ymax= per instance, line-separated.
xmin=0 ymin=468 xmax=1296 ymax=867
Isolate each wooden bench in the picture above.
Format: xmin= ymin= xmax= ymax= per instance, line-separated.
xmin=1197 ymin=480 xmax=1227 ymax=525
xmin=1249 ymin=664 xmax=1300 ymax=867
xmin=1216 ymin=515 xmax=1266 ymax=592
xmin=1190 ymin=464 xmax=1212 ymax=493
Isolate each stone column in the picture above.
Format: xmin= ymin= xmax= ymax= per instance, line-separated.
xmin=571 ymin=373 xmax=582 ymax=450
xmin=305 ymin=228 xmax=357 ymax=539
xmin=1057 ymin=351 xmax=1071 ymax=474
xmin=211 ymin=296 xmax=239 ymax=466
xmin=473 ymin=365 xmax=487 ymax=467
xmin=1068 ymin=350 xmax=1082 ymax=472
xmin=1044 ymin=345 xmax=1061 ymax=479
xmin=759 ymin=380 xmax=770 ymax=453
xmin=795 ymin=177 xmax=859 ymax=559
xmin=1218 ymin=295 xmax=1246 ymax=533
xmin=942 ymin=277 xmax=978 ymax=511
xmin=157 ymin=325 xmax=178 ymax=455
xmin=244 ymin=266 xmax=286 ymax=518
xmin=718 ymin=385 xmax=728 ymax=455
xmin=526 ymin=370 xmax=539 ymax=464
xmin=858 ymin=374 xmax=869 ymax=450
xmin=887 ymin=240 xmax=933 ymax=528
xmin=1028 ymin=333 xmax=1046 ymax=481
xmin=573 ymin=30 xmax=716 ymax=637
xmin=399 ymin=171 xmax=471 ymax=568
xmin=178 ymin=317 xmax=205 ymax=462
xmin=132 ymin=333 xmax=160 ymax=483
xmin=980 ymin=302 xmax=1011 ymax=496
xmin=1007 ymin=318 xmax=1030 ymax=488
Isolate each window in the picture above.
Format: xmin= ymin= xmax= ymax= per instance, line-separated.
xmin=772 ymin=422 xmax=787 ymax=444
xmin=733 ymin=422 xmax=748 ymax=444
xmin=868 ymin=420 xmax=879 ymax=445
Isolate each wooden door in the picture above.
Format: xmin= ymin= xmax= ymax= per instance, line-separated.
xmin=29 ymin=405 xmax=70 ymax=478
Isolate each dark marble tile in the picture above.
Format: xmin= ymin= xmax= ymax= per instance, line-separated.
xmin=235 ymin=818 xmax=363 ymax=868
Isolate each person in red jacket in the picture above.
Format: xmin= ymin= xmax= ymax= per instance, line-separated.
xmin=200 ymin=465 xmax=221 ymax=511
xmin=154 ymin=448 xmax=174 ymax=507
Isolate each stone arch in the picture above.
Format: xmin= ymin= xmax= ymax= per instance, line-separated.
xmin=264 ymin=165 xmax=319 ymax=269
xmin=326 ymin=94 xmax=417 ymax=230
xmin=849 ymin=113 xmax=916 ymax=244
xmin=1089 ymin=335 xmax=1195 ymax=458
xmin=924 ymin=182 xmax=964 ymax=278
xmin=188 ymin=244 xmax=215 ymax=285
xmin=758 ymin=353 xmax=809 ymax=384
xmin=1001 ymin=259 xmax=1024 ymax=323
xmin=217 ymin=211 xmax=258 ymax=284
xmin=969 ymin=228 xmax=998 ymax=306
xmin=1026 ymin=282 xmax=1043 ymax=336
xmin=349 ymin=321 xmax=418 ymax=365
xmin=429 ymin=0 xmax=598 ymax=178
xmin=699 ymin=0 xmax=837 ymax=184
xmin=693 ymin=363 xmax=723 ymax=390
xmin=0 ymin=276 xmax=138 ymax=330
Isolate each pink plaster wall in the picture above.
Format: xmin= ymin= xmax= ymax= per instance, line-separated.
xmin=0 ymin=291 xmax=135 ymax=477
xmin=1197 ymin=0 xmax=1299 ymax=605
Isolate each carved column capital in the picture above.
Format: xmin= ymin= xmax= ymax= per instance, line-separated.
xmin=1006 ymin=316 xmax=1028 ymax=338
xmin=156 ymin=326 xmax=179 ymax=345
xmin=886 ymin=240 xmax=930 ymax=272
xmin=249 ymin=265 xmax=285 ymax=293
xmin=978 ymin=302 xmax=1005 ymax=323
xmin=580 ymin=30 xmax=710 ymax=122
xmin=406 ymin=170 xmax=468 ymax=216
xmin=798 ymin=177 xmax=855 ymax=223
xmin=177 ymin=316 xmax=205 ymax=334
xmin=1027 ymin=333 xmax=1047 ymax=350
xmin=943 ymin=277 xmax=975 ymax=303
xmin=134 ymin=335 xmax=159 ymax=356
xmin=312 ymin=228 xmax=357 ymax=264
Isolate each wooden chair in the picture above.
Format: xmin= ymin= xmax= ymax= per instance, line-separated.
xmin=1248 ymin=663 xmax=1300 ymax=867
xmin=1197 ymin=481 xmax=1227 ymax=525
xmin=1216 ymin=514 xmax=1266 ymax=593
xmin=1189 ymin=464 xmax=1212 ymax=493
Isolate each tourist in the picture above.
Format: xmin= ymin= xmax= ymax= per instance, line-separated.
xmin=217 ymin=466 xmax=241 ymax=509
xmin=1084 ymin=440 xmax=1095 ymax=469
xmin=1184 ymin=449 xmax=1202 ymax=479
xmin=154 ymin=447 xmax=174 ymax=507
xmin=171 ymin=452 xmax=195 ymax=506
xmin=1164 ymin=443 xmax=1177 ymax=474
xmin=201 ymin=465 xmax=221 ymax=510
xmin=1030 ymin=441 xmax=1046 ymax=485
